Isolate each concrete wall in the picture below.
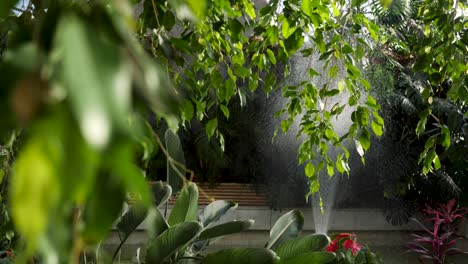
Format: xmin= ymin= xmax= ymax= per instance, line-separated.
xmin=104 ymin=206 xmax=468 ymax=263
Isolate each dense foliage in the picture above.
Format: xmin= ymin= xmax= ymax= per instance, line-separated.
xmin=0 ymin=0 xmax=466 ymax=261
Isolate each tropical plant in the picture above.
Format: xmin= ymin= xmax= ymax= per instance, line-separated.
xmin=203 ymin=209 xmax=335 ymax=264
xmin=112 ymin=181 xmax=254 ymax=263
xmin=407 ymin=199 xmax=468 ymax=264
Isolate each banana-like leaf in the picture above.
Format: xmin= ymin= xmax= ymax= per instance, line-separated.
xmin=199 ymin=200 xmax=237 ymax=227
xmin=278 ymin=252 xmax=335 ymax=264
xmin=198 ymin=220 xmax=254 ymax=241
xmin=168 ymin=182 xmax=198 ymax=226
xmin=266 ymin=210 xmax=304 ymax=249
xmin=145 ymin=221 xmax=202 ymax=263
xmin=165 ymin=129 xmax=185 ymax=193
xmin=151 ymin=181 xmax=172 ymax=206
xmin=275 ymin=234 xmax=330 ymax=260
xmin=113 ymin=202 xmax=148 ymax=261
xmin=146 ymin=207 xmax=169 ymax=240
xmin=202 ymin=248 xmax=279 ymax=264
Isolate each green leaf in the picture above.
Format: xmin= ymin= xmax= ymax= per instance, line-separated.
xmin=82 ymin=174 xmax=126 ymax=244
xmin=151 ymin=181 xmax=172 ymax=207
xmin=106 ymin=143 xmax=151 ymax=206
xmin=275 ymin=234 xmax=330 ymax=259
xmin=56 ymin=14 xmax=132 ymax=149
xmin=305 ymin=163 xmax=315 ymax=178
xmin=423 ymin=149 xmax=437 ymax=172
xmin=266 ymin=210 xmax=304 ymax=249
xmin=220 ymin=105 xmax=230 ymax=119
xmin=416 ymin=110 xmax=430 ymax=136
xmin=279 ymin=252 xmax=335 ymax=264
xmin=200 ymin=200 xmax=237 ymax=227
xmin=202 ymin=248 xmax=279 ymax=264
xmin=242 ymin=0 xmax=256 ymax=19
xmin=165 ymin=129 xmax=186 ymax=193
xmin=146 ymin=221 xmax=202 ymax=263
xmin=206 ymin=118 xmax=218 ymax=140
xmin=267 ymin=49 xmax=277 ymax=65
xmin=187 ymin=0 xmax=206 ymax=18
xmin=327 ymin=164 xmax=334 ymax=176
xmin=113 ymin=202 xmax=148 ymax=261
xmin=354 ymin=139 xmax=364 ymax=157
xmin=371 ymin=121 xmax=383 ymax=136
xmin=358 ymin=129 xmax=371 ymax=151
xmin=182 ymin=99 xmax=194 ymax=122
xmin=310 ymin=180 xmax=320 ymax=194
xmin=147 ymin=207 xmax=169 ymax=239
xmin=11 ymin=137 xmax=60 ymax=249
xmin=441 ymin=126 xmax=450 ymax=149
xmin=168 ymin=182 xmax=199 ymax=226
xmin=198 ymin=220 xmax=254 ymax=241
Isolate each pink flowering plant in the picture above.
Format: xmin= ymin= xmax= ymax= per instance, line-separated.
xmin=327 ymin=233 xmax=383 ymax=264
xmin=407 ymin=199 xmax=468 ymax=264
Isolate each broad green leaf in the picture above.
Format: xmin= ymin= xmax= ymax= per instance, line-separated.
xmin=279 ymin=252 xmax=335 ymax=264
xmin=113 ymin=202 xmax=148 ymax=261
xmin=168 ymin=182 xmax=199 ymax=226
xmin=275 ymin=234 xmax=330 ymax=260
xmin=198 ymin=220 xmax=254 ymax=241
xmin=146 ymin=221 xmax=202 ymax=263
xmin=202 ymin=248 xmax=279 ymax=264
xmin=200 ymin=200 xmax=237 ymax=227
xmin=151 ymin=181 xmax=172 ymax=207
xmin=11 ymin=137 xmax=60 ymax=249
xmin=56 ymin=14 xmax=132 ymax=149
xmin=266 ymin=210 xmax=304 ymax=249
xmin=206 ymin=118 xmax=218 ymax=140
xmin=165 ymin=129 xmax=185 ymax=193
xmin=147 ymin=207 xmax=169 ymax=239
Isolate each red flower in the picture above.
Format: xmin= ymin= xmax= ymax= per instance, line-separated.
xmin=326 ymin=241 xmax=339 ymax=252
xmin=327 ymin=233 xmax=354 ymax=252
xmin=343 ymin=239 xmax=362 ymax=255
